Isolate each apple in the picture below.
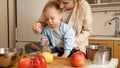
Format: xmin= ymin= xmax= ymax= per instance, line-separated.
xmin=71 ymin=51 xmax=85 ymax=67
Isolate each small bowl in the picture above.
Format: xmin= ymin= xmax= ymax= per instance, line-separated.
xmin=0 ymin=48 xmax=23 ymax=67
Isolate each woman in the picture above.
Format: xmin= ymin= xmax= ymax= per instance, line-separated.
xmin=32 ymin=0 xmax=93 ymax=53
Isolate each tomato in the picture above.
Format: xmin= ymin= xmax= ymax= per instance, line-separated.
xmin=33 ymin=55 xmax=47 ymax=68
xmin=18 ymin=57 xmax=32 ymax=68
xmin=71 ymin=51 xmax=85 ymax=67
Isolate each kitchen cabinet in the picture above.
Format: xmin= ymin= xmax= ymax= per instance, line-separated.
xmin=89 ymin=40 xmax=114 ymax=57
xmin=0 ymin=0 xmax=16 ymax=48
xmin=87 ymin=0 xmax=120 ymax=4
xmin=114 ymin=40 xmax=120 ymax=68
xmin=88 ymin=0 xmax=120 ymax=12
xmin=0 ymin=0 xmax=8 ymax=48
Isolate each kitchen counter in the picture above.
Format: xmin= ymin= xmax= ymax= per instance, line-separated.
xmin=48 ymin=58 xmax=118 ymax=68
xmin=89 ymin=35 xmax=120 ymax=40
xmin=89 ymin=58 xmax=118 ymax=68
xmin=10 ymin=57 xmax=118 ymax=68
xmin=47 ymin=58 xmax=118 ymax=68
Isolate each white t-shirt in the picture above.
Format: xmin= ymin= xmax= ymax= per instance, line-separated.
xmin=62 ymin=10 xmax=72 ymax=23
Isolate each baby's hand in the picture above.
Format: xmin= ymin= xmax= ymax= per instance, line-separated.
xmin=40 ymin=40 xmax=48 ymax=46
xmin=32 ymin=22 xmax=43 ymax=34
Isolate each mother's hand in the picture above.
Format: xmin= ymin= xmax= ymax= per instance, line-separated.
xmin=32 ymin=22 xmax=43 ymax=34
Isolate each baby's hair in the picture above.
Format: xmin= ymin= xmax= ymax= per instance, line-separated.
xmin=43 ymin=1 xmax=62 ymax=13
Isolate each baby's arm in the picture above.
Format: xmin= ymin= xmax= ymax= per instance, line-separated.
xmin=40 ymin=27 xmax=50 ymax=46
xmin=62 ymin=25 xmax=75 ymax=58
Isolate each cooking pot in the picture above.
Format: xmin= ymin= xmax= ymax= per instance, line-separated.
xmin=0 ymin=48 xmax=23 ymax=67
xmin=86 ymin=45 xmax=112 ymax=64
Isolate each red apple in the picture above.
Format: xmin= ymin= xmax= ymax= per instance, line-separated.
xmin=71 ymin=51 xmax=85 ymax=67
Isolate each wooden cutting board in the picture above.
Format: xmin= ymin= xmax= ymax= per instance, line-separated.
xmin=10 ymin=54 xmax=91 ymax=68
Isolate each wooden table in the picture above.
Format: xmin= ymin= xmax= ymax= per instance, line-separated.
xmin=10 ymin=54 xmax=91 ymax=68
xmin=47 ymin=57 xmax=91 ymax=68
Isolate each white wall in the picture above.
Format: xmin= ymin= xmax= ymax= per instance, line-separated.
xmin=91 ymin=10 xmax=120 ymax=36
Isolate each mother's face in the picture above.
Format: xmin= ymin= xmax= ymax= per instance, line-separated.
xmin=56 ymin=0 xmax=75 ymax=11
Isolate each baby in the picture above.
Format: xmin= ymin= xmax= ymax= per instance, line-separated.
xmin=40 ymin=1 xmax=75 ymax=58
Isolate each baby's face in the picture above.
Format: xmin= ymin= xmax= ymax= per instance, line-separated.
xmin=44 ymin=7 xmax=62 ymax=29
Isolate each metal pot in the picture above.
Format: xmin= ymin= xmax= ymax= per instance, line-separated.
xmin=86 ymin=45 xmax=112 ymax=64
xmin=0 ymin=48 xmax=23 ymax=67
